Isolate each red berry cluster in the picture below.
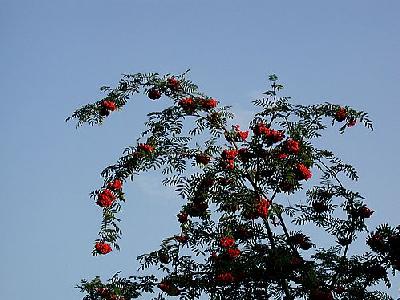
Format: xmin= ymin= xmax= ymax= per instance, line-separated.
xmin=158 ymin=281 xmax=180 ymax=296
xmin=178 ymin=97 xmax=195 ymax=112
xmin=335 ymin=106 xmax=357 ymax=127
xmin=95 ymin=242 xmax=112 ymax=255
xmin=221 ymin=149 xmax=238 ymax=170
xmin=253 ymin=122 xmax=285 ymax=143
xmin=96 ymin=287 xmax=125 ymax=300
xmin=357 ymin=206 xmax=374 ymax=218
xmin=285 ymin=138 xmax=300 ymax=155
xmin=219 ymin=236 xmax=241 ymax=259
xmin=174 ymin=234 xmax=188 ymax=244
xmin=107 ymin=178 xmax=123 ymax=190
xmin=100 ymin=100 xmax=117 ymax=116
xmin=255 ymin=197 xmax=271 ymax=218
xmin=177 ymin=211 xmax=188 ymax=223
xmin=220 ymin=236 xmax=235 ymax=248
xmin=147 ymin=88 xmax=162 ymax=100
xmin=166 ymin=77 xmax=181 ymax=92
xmin=137 ymin=143 xmax=154 ymax=154
xmin=178 ymin=97 xmax=218 ymax=113
xmin=233 ymin=125 xmax=249 ymax=141
xmin=227 ymin=247 xmax=241 ymax=259
xmin=277 ymin=152 xmax=288 ymax=159
xmin=213 ymin=236 xmax=240 ymax=283
xmin=335 ymin=107 xmax=347 ymax=122
xmin=201 ymin=98 xmax=218 ymax=109
xmin=215 ymin=272 xmax=235 ymax=283
xmin=297 ymin=163 xmax=312 ymax=180
xmin=147 ymin=77 xmax=183 ymax=100
xmin=97 ymin=189 xmax=116 ymax=207
xmin=243 ymin=197 xmax=271 ymax=219
xmin=96 ymin=179 xmax=123 ymax=208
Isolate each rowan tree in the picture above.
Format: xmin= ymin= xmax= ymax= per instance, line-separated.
xmin=68 ymin=71 xmax=399 ymax=300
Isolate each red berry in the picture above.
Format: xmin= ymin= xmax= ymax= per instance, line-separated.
xmin=227 ymin=247 xmax=241 ymax=259
xmin=108 ymin=179 xmax=123 ymax=190
xmin=178 ymin=97 xmax=196 ymax=112
xmin=253 ymin=122 xmax=269 ymax=136
xmin=265 ymin=129 xmax=284 ymax=143
xmin=297 ymin=163 xmax=312 ymax=180
xmin=148 ymin=88 xmax=161 ymax=100
xmin=137 ymin=143 xmax=154 ymax=153
xmin=177 ymin=212 xmax=188 ymax=223
xmin=95 ymin=242 xmax=112 ymax=254
xmin=102 ymin=100 xmax=117 ymax=111
xmin=277 ymin=153 xmax=288 ymax=159
xmin=255 ymin=197 xmax=271 ymax=218
xmin=222 ymin=149 xmax=238 ymax=160
xmin=216 ymin=272 xmax=235 ymax=283
xmin=96 ymin=287 xmax=110 ymax=297
xmin=219 ymin=177 xmax=232 ymax=186
xmin=201 ymin=98 xmax=218 ymax=109
xmin=335 ymin=107 xmax=347 ymax=122
xmin=224 ymin=160 xmax=235 ymax=170
xmin=220 ymin=236 xmax=235 ymax=248
xmin=285 ymin=139 xmax=300 ymax=155
xmin=358 ymin=206 xmax=374 ymax=218
xmin=158 ymin=282 xmax=171 ymax=293
xmin=167 ymin=77 xmax=181 ymax=91
xmin=97 ymin=189 xmax=116 ymax=207
xmin=233 ymin=125 xmax=249 ymax=141
xmin=174 ymin=234 xmax=188 ymax=244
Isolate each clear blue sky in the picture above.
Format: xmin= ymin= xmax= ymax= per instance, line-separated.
xmin=1 ymin=1 xmax=399 ymax=299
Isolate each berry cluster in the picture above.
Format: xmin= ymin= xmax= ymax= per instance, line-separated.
xmin=178 ymin=97 xmax=218 ymax=113
xmin=100 ymin=99 xmax=117 ymax=117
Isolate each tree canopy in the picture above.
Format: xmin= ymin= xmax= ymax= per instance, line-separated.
xmin=69 ymin=71 xmax=398 ymax=300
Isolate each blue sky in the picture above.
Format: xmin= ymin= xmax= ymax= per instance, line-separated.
xmin=1 ymin=0 xmax=399 ymax=299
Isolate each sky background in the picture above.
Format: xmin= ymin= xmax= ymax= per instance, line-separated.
xmin=1 ymin=0 xmax=399 ymax=299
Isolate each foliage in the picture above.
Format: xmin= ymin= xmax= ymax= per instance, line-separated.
xmin=69 ymin=71 xmax=397 ymax=300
